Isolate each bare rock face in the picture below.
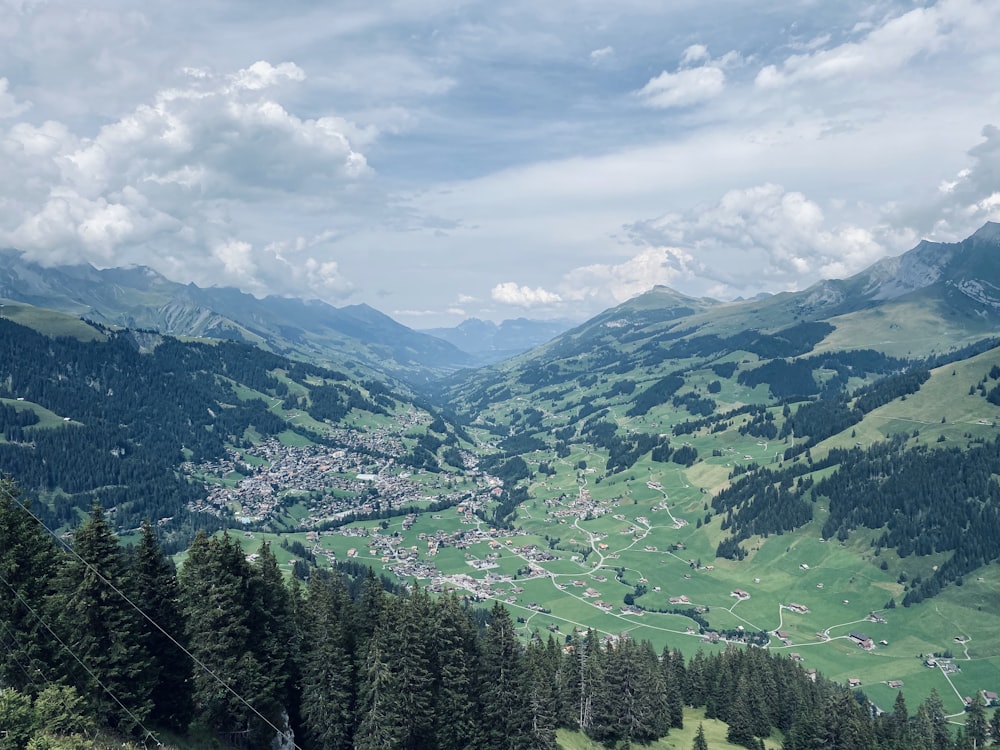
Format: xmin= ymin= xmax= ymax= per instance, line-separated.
xmin=271 ymin=710 xmax=295 ymax=750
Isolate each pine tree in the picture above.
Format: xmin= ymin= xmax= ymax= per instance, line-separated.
xmin=247 ymin=542 xmax=296 ymax=743
xmin=300 ymin=571 xmax=356 ymax=750
xmin=394 ymin=588 xmax=436 ymax=749
xmin=49 ymin=505 xmax=155 ymax=733
xmin=924 ymin=689 xmax=954 ymax=750
xmin=481 ymin=602 xmax=528 ymax=750
xmin=662 ymin=647 xmax=686 ymax=730
xmin=130 ymin=520 xmax=193 ymax=732
xmin=523 ymin=637 xmax=558 ymax=750
xmin=432 ymin=593 xmax=480 ymax=750
xmin=574 ymin=628 xmax=605 ymax=735
xmin=821 ymin=688 xmax=875 ymax=750
xmin=967 ymin=692 xmax=989 ymax=749
xmin=726 ymin=680 xmax=757 ymax=749
xmin=692 ymin=723 xmax=708 ymax=750
xmin=178 ymin=531 xmax=279 ymax=745
xmin=0 ymin=480 xmax=59 ymax=693
xmin=354 ymin=610 xmax=406 ymax=750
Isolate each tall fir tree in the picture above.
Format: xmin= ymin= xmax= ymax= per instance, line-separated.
xmin=299 ymin=571 xmax=356 ymax=750
xmin=523 ymin=637 xmax=558 ymax=750
xmin=481 ymin=602 xmax=529 ymax=750
xmin=129 ymin=520 xmax=194 ymax=732
xmin=966 ymin=692 xmax=989 ymax=749
xmin=431 ymin=593 xmax=481 ymax=750
xmin=178 ymin=531 xmax=284 ymax=747
xmin=0 ymin=480 xmax=58 ymax=694
xmin=354 ymin=611 xmax=407 ymax=750
xmin=49 ymin=505 xmax=155 ymax=733
xmin=247 ymin=542 xmax=296 ymax=742
xmin=393 ymin=588 xmax=436 ymax=749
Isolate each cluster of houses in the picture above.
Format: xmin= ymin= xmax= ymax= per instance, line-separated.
xmin=185 ymin=429 xmax=494 ymax=527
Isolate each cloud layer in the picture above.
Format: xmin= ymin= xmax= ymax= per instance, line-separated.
xmin=0 ymin=0 xmax=998 ymax=326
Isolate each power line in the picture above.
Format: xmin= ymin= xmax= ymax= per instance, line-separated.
xmin=0 ymin=618 xmax=53 ymax=691
xmin=0 ymin=485 xmax=305 ymax=750
xmin=0 ymin=566 xmax=160 ymax=745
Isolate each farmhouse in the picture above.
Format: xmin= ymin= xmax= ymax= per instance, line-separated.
xmin=730 ymin=589 xmax=750 ymax=600
xmin=849 ymin=632 xmax=875 ymax=650
xmin=787 ymin=603 xmax=810 ymax=614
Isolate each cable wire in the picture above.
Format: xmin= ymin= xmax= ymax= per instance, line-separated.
xmin=0 ymin=485 xmax=305 ymax=750
xmin=0 ymin=566 xmax=160 ymax=745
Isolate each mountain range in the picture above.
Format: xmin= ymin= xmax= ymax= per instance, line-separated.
xmin=3 ymin=222 xmax=1000 ymax=721
xmin=0 ymin=251 xmax=476 ymax=385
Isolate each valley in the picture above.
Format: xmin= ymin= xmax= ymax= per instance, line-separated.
xmin=5 ymin=225 xmax=1000 ymax=746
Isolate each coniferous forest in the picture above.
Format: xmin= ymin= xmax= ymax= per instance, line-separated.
xmin=3 ymin=480 xmax=1000 ymax=750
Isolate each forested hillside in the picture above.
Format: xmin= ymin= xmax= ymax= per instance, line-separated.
xmin=0 ymin=317 xmax=467 ymax=551
xmin=2 ymin=482 xmax=997 ymax=750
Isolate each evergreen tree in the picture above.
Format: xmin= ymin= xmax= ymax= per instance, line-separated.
xmin=821 ymin=688 xmax=875 ymax=750
xmin=432 ymin=593 xmax=481 ymax=750
xmin=692 ymin=723 xmax=709 ymax=750
xmin=178 ymin=532 xmax=282 ymax=747
xmin=354 ymin=612 xmax=406 ymax=750
xmin=990 ymin=707 xmax=1000 ymax=746
xmin=0 ymin=480 xmax=59 ymax=693
xmin=481 ymin=602 xmax=528 ymax=750
xmin=593 ymin=638 xmax=668 ymax=745
xmin=662 ymin=647 xmax=686 ymax=730
xmin=247 ymin=542 xmax=296 ymax=742
xmin=574 ymin=628 xmax=605 ymax=735
xmin=967 ymin=693 xmax=989 ymax=749
xmin=523 ymin=637 xmax=558 ymax=750
xmin=924 ymin=689 xmax=954 ymax=750
xmin=726 ymin=679 xmax=758 ymax=749
xmin=49 ymin=505 xmax=155 ymax=733
xmin=300 ymin=571 xmax=355 ymax=750
xmin=911 ymin=702 xmax=938 ymax=750
xmin=130 ymin=520 xmax=193 ymax=732
xmin=394 ymin=588 xmax=436 ymax=749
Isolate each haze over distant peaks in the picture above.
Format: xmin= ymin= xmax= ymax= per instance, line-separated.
xmin=420 ymin=316 xmax=579 ymax=364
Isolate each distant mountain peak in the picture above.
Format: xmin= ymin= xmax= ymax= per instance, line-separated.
xmin=971 ymin=220 xmax=1000 ymax=242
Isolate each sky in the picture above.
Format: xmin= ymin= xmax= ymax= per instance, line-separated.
xmin=1 ymin=0 xmax=999 ymax=328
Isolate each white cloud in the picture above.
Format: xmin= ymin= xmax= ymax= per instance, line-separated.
xmin=0 ymin=59 xmax=372 ymax=300
xmin=561 ymin=246 xmax=696 ymax=306
xmin=680 ymin=44 xmax=709 ymax=66
xmin=636 ymin=65 xmax=725 ymax=109
xmin=626 ymin=183 xmax=889 ymax=297
xmin=589 ymin=46 xmax=614 ymax=65
xmin=0 ymin=78 xmax=30 ymax=119
xmin=907 ymin=124 xmax=1000 ymax=238
xmin=756 ymin=0 xmax=1000 ymax=89
xmin=491 ymin=282 xmax=562 ymax=307
xmin=230 ymin=61 xmax=305 ymax=91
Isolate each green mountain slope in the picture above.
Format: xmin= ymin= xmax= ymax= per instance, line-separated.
xmin=0 ymin=313 xmax=472 ymax=550
xmin=0 ymin=252 xmax=475 ymax=383
xmin=410 ymin=223 xmax=1000 ymax=680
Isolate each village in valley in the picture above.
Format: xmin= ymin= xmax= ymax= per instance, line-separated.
xmin=170 ymin=396 xmax=1000 ymax=720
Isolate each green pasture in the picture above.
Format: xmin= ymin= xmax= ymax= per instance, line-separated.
xmin=0 ymin=397 xmax=76 ymax=430
xmin=0 ymin=301 xmax=108 ymax=341
xmin=555 ymin=705 xmax=782 ymax=749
